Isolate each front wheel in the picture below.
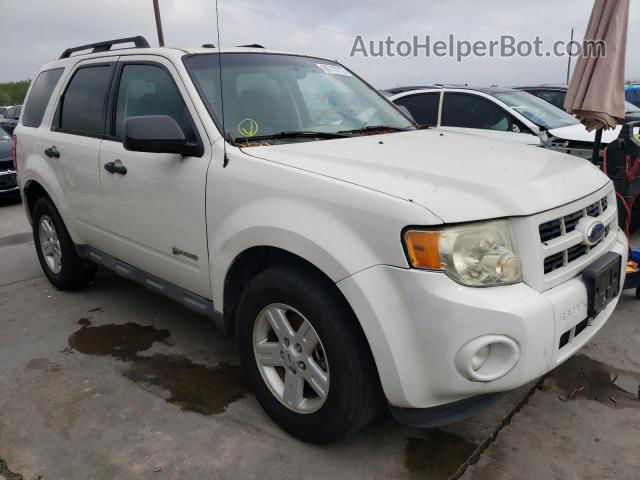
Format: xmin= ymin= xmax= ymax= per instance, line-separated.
xmin=237 ymin=265 xmax=382 ymax=444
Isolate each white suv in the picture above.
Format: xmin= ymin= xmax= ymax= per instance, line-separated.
xmin=15 ymin=36 xmax=628 ymax=444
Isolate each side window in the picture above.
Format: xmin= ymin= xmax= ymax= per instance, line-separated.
xmin=4 ymin=107 xmax=15 ymax=120
xmin=394 ymin=93 xmax=440 ymax=126
xmin=58 ymin=65 xmax=113 ymax=136
xmin=114 ymin=64 xmax=196 ymax=142
xmin=22 ymin=68 xmax=64 ymax=127
xmin=442 ymin=93 xmax=512 ymax=132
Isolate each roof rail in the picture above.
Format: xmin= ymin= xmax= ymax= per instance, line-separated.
xmin=238 ymin=44 xmax=264 ymax=48
xmin=59 ymin=36 xmax=150 ymax=59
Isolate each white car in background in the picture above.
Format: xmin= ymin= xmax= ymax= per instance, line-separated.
xmin=387 ymin=86 xmax=621 ymax=160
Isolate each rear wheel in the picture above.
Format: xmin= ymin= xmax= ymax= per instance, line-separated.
xmin=237 ymin=265 xmax=382 ymax=444
xmin=32 ymin=197 xmax=96 ymax=290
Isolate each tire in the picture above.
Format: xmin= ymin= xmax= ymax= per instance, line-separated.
xmin=237 ymin=265 xmax=383 ymax=444
xmin=31 ymin=197 xmax=97 ymax=290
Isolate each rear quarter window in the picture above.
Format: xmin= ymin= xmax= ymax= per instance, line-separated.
xmin=22 ymin=68 xmax=65 ymax=128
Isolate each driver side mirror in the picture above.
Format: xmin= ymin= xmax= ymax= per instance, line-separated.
xmin=124 ymin=115 xmax=199 ymax=156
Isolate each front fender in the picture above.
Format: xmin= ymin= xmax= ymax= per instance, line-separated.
xmin=207 ymin=150 xmax=441 ymax=310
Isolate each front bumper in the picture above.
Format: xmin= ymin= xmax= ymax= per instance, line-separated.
xmin=0 ymin=169 xmax=18 ymax=196
xmin=338 ymin=230 xmax=628 ymax=410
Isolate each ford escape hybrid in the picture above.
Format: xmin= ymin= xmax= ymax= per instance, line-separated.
xmin=14 ymin=37 xmax=628 ymax=444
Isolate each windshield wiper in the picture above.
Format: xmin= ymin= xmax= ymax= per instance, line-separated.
xmin=337 ymin=125 xmax=414 ymax=135
xmin=234 ymin=130 xmax=349 ymax=143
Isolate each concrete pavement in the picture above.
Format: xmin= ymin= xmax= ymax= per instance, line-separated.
xmin=0 ymin=198 xmax=638 ymax=480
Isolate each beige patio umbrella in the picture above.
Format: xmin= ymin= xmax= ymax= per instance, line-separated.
xmin=564 ymin=0 xmax=630 ymax=164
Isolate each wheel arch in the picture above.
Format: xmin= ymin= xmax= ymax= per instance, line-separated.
xmin=222 ymin=245 xmax=350 ymax=334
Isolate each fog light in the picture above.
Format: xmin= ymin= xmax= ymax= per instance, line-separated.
xmin=471 ymin=345 xmax=490 ymax=371
xmin=455 ymin=335 xmax=520 ymax=382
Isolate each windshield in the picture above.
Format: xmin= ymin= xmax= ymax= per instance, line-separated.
xmin=184 ymin=53 xmax=414 ymax=144
xmin=492 ymin=91 xmax=578 ymax=130
xmin=0 ymin=127 xmax=9 ymax=141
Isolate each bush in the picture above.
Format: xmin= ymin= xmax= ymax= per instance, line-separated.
xmin=0 ymin=80 xmax=31 ymax=105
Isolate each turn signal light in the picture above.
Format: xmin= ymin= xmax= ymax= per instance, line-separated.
xmin=404 ymin=230 xmax=441 ymax=269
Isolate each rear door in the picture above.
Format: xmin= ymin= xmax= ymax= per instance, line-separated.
xmin=98 ymin=56 xmax=212 ymax=298
xmin=440 ymin=92 xmax=540 ymax=145
xmin=42 ymin=57 xmax=118 ymax=248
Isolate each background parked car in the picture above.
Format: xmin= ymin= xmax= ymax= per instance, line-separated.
xmin=0 ymin=105 xmax=21 ymax=134
xmin=625 ymin=84 xmax=640 ymax=108
xmin=0 ymin=106 xmax=9 ymax=119
xmin=0 ymin=126 xmax=18 ymax=198
xmin=388 ymin=86 xmax=621 ymax=160
xmin=518 ymin=85 xmax=640 ymax=123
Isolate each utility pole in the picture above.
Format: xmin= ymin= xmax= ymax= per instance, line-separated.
xmin=153 ymin=0 xmax=165 ymax=47
xmin=566 ymin=27 xmax=574 ymax=85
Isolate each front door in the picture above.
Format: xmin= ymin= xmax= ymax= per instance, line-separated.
xmin=440 ymin=92 xmax=541 ymax=146
xmin=98 ymin=57 xmax=212 ymax=298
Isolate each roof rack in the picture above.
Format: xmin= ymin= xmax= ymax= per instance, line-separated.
xmin=59 ymin=36 xmax=150 ymax=59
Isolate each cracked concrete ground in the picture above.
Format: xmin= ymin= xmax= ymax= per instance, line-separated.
xmin=1 ymin=198 xmax=639 ymax=480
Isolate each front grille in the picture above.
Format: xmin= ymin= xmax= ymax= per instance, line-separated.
xmin=559 ymin=318 xmax=590 ymax=350
xmin=0 ymin=158 xmax=13 ymax=172
xmin=539 ymin=194 xmax=613 ymax=275
xmin=539 ymin=197 xmax=609 ymax=243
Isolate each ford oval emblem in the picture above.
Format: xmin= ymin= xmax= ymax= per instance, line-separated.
xmin=585 ymin=221 xmax=606 ymax=245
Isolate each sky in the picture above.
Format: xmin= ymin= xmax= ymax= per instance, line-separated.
xmin=1 ymin=0 xmax=638 ymax=88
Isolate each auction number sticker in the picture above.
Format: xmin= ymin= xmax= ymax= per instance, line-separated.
xmin=316 ymin=64 xmax=352 ymax=76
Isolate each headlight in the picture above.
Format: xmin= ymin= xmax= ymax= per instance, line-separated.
xmin=403 ymin=220 xmax=522 ymax=287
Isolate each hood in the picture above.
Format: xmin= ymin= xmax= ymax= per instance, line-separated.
xmin=242 ymin=129 xmax=610 ymax=223
xmin=548 ymin=123 xmax=621 ymax=144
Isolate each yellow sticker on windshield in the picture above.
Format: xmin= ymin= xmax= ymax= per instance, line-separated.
xmin=238 ymin=118 xmax=259 ymax=137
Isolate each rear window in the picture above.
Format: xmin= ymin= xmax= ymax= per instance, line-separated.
xmin=58 ymin=65 xmax=113 ymax=137
xmin=22 ymin=68 xmax=64 ymax=128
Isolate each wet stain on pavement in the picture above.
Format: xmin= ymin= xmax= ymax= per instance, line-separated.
xmin=68 ymin=322 xmax=249 ymax=414
xmin=552 ymin=354 xmax=639 ymax=408
xmin=69 ymin=322 xmax=170 ymax=361
xmin=122 ymin=354 xmax=249 ymax=415
xmin=404 ymin=430 xmax=478 ymax=479
xmin=0 ymin=457 xmax=25 ymax=480
xmin=26 ymin=358 xmax=50 ymax=370
xmin=0 ymin=232 xmax=33 ymax=248
xmin=25 ymin=357 xmax=63 ymax=373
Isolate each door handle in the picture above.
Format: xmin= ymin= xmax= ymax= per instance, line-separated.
xmin=104 ymin=161 xmax=127 ymax=175
xmin=44 ymin=146 xmax=60 ymax=159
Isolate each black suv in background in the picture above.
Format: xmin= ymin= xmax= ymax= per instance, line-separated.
xmin=0 ymin=105 xmax=22 ymax=134
xmin=0 ymin=126 xmax=18 ymax=198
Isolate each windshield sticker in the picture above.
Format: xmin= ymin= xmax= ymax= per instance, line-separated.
xmin=238 ymin=118 xmax=259 ymax=137
xmin=316 ymin=64 xmax=352 ymax=76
